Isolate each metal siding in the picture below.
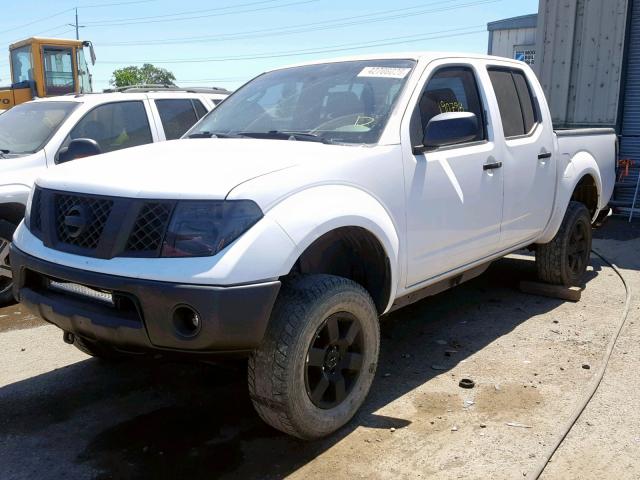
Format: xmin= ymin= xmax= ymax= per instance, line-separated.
xmin=622 ymin=0 xmax=640 ymax=136
xmin=535 ymin=0 xmax=628 ymax=128
xmin=489 ymin=28 xmax=536 ymax=57
xmin=617 ymin=0 xmax=640 ymax=209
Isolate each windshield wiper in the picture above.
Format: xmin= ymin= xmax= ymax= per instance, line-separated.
xmin=187 ymin=131 xmax=244 ymax=139
xmin=239 ymin=130 xmax=333 ymax=144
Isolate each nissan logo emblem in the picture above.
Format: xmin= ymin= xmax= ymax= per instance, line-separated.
xmin=64 ymin=205 xmax=89 ymax=239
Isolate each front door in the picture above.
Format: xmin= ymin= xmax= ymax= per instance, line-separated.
xmin=403 ymin=65 xmax=503 ymax=287
xmin=42 ymin=47 xmax=75 ymax=96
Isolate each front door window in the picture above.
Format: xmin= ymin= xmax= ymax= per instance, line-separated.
xmin=43 ymin=47 xmax=75 ymax=96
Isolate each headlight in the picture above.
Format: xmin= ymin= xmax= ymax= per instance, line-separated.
xmin=161 ymin=200 xmax=263 ymax=258
xmin=23 ymin=186 xmax=36 ymax=230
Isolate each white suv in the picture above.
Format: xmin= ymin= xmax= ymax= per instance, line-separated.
xmin=0 ymin=88 xmax=229 ymax=303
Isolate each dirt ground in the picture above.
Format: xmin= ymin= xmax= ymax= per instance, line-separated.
xmin=1 ymin=218 xmax=639 ymax=480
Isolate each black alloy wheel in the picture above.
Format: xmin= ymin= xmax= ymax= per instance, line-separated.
xmin=567 ymin=220 xmax=589 ymax=277
xmin=305 ymin=312 xmax=364 ymax=409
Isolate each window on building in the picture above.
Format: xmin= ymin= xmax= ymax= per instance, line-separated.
xmin=488 ymin=67 xmax=539 ymax=138
xmin=64 ymin=101 xmax=152 ymax=155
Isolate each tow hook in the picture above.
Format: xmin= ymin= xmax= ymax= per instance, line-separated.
xmin=63 ymin=331 xmax=75 ymax=344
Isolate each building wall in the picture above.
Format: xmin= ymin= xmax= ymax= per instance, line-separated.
xmin=535 ymin=0 xmax=629 ymax=128
xmin=489 ymin=27 xmax=537 ymax=61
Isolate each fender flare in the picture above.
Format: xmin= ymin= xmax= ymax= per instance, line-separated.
xmin=538 ymin=151 xmax=602 ymax=244
xmin=0 ymin=184 xmax=31 ymax=208
xmin=0 ymin=184 xmax=31 ymax=225
xmin=266 ymin=185 xmax=401 ymax=312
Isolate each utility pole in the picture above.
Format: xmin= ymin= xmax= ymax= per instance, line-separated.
xmin=68 ymin=8 xmax=85 ymax=40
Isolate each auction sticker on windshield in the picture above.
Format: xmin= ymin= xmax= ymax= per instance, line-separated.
xmin=357 ymin=67 xmax=411 ymax=79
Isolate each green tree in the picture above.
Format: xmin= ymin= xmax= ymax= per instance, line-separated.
xmin=110 ymin=63 xmax=176 ymax=88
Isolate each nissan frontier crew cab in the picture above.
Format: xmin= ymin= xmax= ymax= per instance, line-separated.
xmin=10 ymin=53 xmax=615 ymax=439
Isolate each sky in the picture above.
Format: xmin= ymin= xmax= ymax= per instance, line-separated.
xmin=0 ymin=0 xmax=539 ymax=92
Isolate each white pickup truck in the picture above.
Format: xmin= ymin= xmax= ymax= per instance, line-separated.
xmin=10 ymin=53 xmax=615 ymax=439
xmin=0 ymin=88 xmax=229 ymax=303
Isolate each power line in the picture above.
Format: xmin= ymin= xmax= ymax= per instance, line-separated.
xmin=84 ymin=0 xmax=318 ymax=27
xmin=0 ymin=0 xmax=157 ymax=39
xmin=98 ymin=0 xmax=499 ymax=47
xmin=79 ymin=0 xmax=159 ymax=8
xmin=99 ymin=27 xmax=486 ymax=64
xmin=85 ymin=0 xmax=291 ymax=25
xmin=0 ymin=8 xmax=73 ymax=35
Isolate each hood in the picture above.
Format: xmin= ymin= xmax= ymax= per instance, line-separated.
xmin=0 ymin=151 xmax=45 ymax=190
xmin=36 ymin=138 xmax=325 ymax=200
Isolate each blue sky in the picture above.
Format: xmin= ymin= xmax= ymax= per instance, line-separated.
xmin=0 ymin=0 xmax=539 ymax=92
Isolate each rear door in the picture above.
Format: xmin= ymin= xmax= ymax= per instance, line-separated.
xmin=487 ymin=67 xmax=555 ymax=247
xmin=402 ymin=63 xmax=504 ymax=286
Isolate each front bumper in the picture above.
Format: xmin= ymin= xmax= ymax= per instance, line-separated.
xmin=11 ymin=246 xmax=281 ymax=354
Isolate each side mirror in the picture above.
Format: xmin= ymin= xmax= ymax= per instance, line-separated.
xmin=57 ymin=138 xmax=102 ymax=164
xmin=413 ymin=112 xmax=479 ymax=154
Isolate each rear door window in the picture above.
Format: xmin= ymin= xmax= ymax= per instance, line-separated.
xmin=193 ymin=99 xmax=208 ymax=119
xmin=512 ymin=71 xmax=537 ymax=133
xmin=155 ymin=99 xmax=201 ymax=140
xmin=64 ymin=101 xmax=152 ymax=154
xmin=488 ymin=68 xmax=538 ymax=138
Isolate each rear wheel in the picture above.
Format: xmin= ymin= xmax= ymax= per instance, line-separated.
xmin=248 ymin=275 xmax=380 ymax=439
xmin=536 ymin=201 xmax=592 ymax=286
xmin=0 ymin=220 xmax=17 ymax=306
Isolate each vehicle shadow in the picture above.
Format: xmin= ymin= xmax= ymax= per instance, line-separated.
xmin=0 ymin=254 xmax=605 ymax=480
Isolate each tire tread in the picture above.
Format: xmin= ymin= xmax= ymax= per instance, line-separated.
xmin=536 ymin=201 xmax=592 ymax=286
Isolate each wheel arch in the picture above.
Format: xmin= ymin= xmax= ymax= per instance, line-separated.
xmin=538 ymin=153 xmax=603 ymax=244
xmin=0 ymin=202 xmax=26 ymax=227
xmin=286 ymin=226 xmax=392 ymax=314
xmin=266 ymin=185 xmax=401 ymax=313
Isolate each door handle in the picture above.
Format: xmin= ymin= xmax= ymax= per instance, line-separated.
xmin=483 ymin=161 xmax=502 ymax=170
xmin=538 ymin=152 xmax=552 ymax=160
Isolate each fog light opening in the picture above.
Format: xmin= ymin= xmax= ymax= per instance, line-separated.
xmin=173 ymin=305 xmax=201 ymax=337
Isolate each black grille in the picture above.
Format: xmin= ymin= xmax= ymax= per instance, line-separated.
xmin=55 ymin=194 xmax=113 ymax=250
xmin=126 ymin=202 xmax=173 ymax=253
xmin=30 ymin=187 xmax=43 ymax=233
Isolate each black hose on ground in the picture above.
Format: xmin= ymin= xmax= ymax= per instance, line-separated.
xmin=531 ymin=249 xmax=632 ymax=479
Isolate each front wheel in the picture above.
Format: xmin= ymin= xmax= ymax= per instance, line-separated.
xmin=536 ymin=201 xmax=592 ymax=286
xmin=0 ymin=220 xmax=17 ymax=306
xmin=248 ymin=275 xmax=380 ymax=439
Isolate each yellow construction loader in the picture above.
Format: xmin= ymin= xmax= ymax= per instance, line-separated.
xmin=0 ymin=37 xmax=95 ymax=111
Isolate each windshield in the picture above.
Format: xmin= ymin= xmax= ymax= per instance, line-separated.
xmin=0 ymin=101 xmax=78 ymax=155
xmin=187 ymin=59 xmax=416 ymax=145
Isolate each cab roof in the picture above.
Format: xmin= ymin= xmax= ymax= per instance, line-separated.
xmin=276 ymin=51 xmax=523 ymax=71
xmin=28 ymin=90 xmax=227 ymax=106
xmin=10 ymin=37 xmax=85 ymax=50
